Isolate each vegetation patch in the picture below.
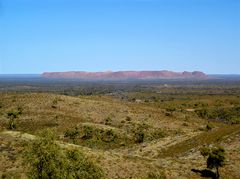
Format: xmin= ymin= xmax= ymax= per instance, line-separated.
xmin=24 ymin=129 xmax=104 ymax=179
xmin=196 ymin=106 xmax=240 ymax=124
xmin=64 ymin=123 xmax=132 ymax=149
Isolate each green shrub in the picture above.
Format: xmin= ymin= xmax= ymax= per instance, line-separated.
xmin=66 ymin=149 xmax=103 ymax=179
xmin=104 ymin=117 xmax=112 ymax=125
xmin=166 ymin=106 xmax=176 ymax=113
xmin=0 ymin=172 xmax=21 ymax=179
xmin=64 ymin=127 xmax=79 ymax=140
xmin=148 ymin=130 xmax=166 ymax=140
xmin=7 ymin=109 xmax=22 ymax=130
xmin=145 ymin=171 xmax=166 ymax=179
xmin=126 ymin=116 xmax=131 ymax=121
xmin=101 ymin=129 xmax=116 ymax=142
xmin=24 ymin=129 xmax=103 ymax=179
xmin=206 ymin=123 xmax=214 ymax=131
xmin=8 ymin=119 xmax=17 ymax=130
xmin=195 ymin=108 xmax=209 ymax=119
xmin=196 ymin=106 xmax=240 ymax=124
xmin=7 ymin=111 xmax=19 ymax=119
xmin=17 ymin=106 xmax=23 ymax=114
xmin=64 ymin=124 xmax=131 ymax=149
xmin=82 ymin=126 xmax=94 ymax=140
xmin=228 ymin=117 xmax=240 ymax=124
xmin=165 ymin=112 xmax=172 ymax=117
xmin=7 ymin=107 xmax=23 ymax=119
xmin=24 ymin=129 xmax=68 ymax=178
xmin=52 ymin=99 xmax=58 ymax=108
xmin=134 ymin=130 xmax=145 ymax=143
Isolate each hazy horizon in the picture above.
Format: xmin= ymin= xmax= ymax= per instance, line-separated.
xmin=1 ymin=71 xmax=240 ymax=75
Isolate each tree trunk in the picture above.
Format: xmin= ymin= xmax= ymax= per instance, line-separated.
xmin=216 ymin=167 xmax=220 ymax=179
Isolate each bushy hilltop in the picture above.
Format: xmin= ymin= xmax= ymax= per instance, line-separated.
xmin=42 ymin=70 xmax=207 ymax=79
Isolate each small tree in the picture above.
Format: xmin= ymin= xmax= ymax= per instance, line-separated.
xmin=200 ymin=146 xmax=226 ymax=178
xmin=24 ymin=129 xmax=67 ymax=178
xmin=7 ymin=111 xmax=19 ymax=130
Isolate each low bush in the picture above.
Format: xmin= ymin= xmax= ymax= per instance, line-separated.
xmin=24 ymin=129 xmax=103 ymax=179
xmin=7 ymin=111 xmax=19 ymax=119
xmin=104 ymin=117 xmax=112 ymax=125
xmin=8 ymin=119 xmax=17 ymax=130
xmin=145 ymin=171 xmax=166 ymax=179
xmin=64 ymin=124 xmax=127 ymax=149
xmin=7 ymin=108 xmax=23 ymax=130
xmin=134 ymin=130 xmax=145 ymax=143
xmin=196 ymin=106 xmax=240 ymax=124
xmin=206 ymin=123 xmax=214 ymax=131
xmin=51 ymin=98 xmax=58 ymax=108
xmin=64 ymin=127 xmax=79 ymax=140
xmin=126 ymin=116 xmax=131 ymax=121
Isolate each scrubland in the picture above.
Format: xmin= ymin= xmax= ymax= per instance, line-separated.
xmin=0 ymin=83 xmax=240 ymax=178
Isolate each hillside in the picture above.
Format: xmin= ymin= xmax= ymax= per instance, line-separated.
xmin=0 ymin=91 xmax=240 ymax=178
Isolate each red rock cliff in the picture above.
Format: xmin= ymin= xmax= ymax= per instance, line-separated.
xmin=42 ymin=70 xmax=207 ymax=79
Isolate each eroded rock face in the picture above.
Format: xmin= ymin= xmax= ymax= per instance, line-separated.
xmin=42 ymin=70 xmax=207 ymax=80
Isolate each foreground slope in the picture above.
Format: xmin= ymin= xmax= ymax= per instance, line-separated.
xmin=0 ymin=93 xmax=240 ymax=178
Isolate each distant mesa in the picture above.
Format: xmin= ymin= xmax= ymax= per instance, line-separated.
xmin=42 ymin=70 xmax=207 ymax=80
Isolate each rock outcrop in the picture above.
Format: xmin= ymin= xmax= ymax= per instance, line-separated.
xmin=42 ymin=70 xmax=207 ymax=80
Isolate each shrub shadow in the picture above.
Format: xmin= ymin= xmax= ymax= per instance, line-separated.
xmin=191 ymin=169 xmax=217 ymax=179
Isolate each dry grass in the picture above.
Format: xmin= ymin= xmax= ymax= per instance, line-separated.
xmin=0 ymin=93 xmax=240 ymax=178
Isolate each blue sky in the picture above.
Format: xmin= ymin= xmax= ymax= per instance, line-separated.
xmin=0 ymin=0 xmax=239 ymax=74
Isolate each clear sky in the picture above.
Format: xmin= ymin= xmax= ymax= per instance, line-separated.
xmin=0 ymin=0 xmax=239 ymax=74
